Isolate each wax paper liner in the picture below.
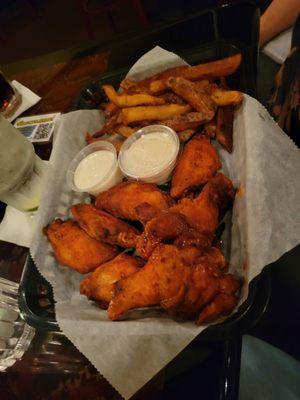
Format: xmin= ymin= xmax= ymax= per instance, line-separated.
xmin=30 ymin=47 xmax=300 ymax=399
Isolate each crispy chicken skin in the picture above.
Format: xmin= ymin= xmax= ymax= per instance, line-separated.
xmin=95 ymin=181 xmax=174 ymax=221
xmin=196 ymin=275 xmax=240 ymax=324
xmin=108 ymin=245 xmax=201 ymax=320
xmin=71 ymin=204 xmax=139 ymax=248
xmin=134 ymin=174 xmax=234 ymax=258
xmin=80 ymin=253 xmax=143 ymax=307
xmin=170 ymin=135 xmax=221 ymax=199
xmin=107 ymin=244 xmax=240 ymax=323
xmin=135 ymin=210 xmax=212 ymax=259
xmin=170 ymin=173 xmax=235 ymax=233
xmin=44 ymin=219 xmax=118 ymax=274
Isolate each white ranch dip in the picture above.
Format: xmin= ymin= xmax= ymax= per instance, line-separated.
xmin=121 ymin=132 xmax=176 ymax=176
xmin=74 ymin=150 xmax=116 ymax=191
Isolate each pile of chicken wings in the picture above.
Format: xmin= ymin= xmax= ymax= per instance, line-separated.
xmin=45 ymin=133 xmax=242 ymax=325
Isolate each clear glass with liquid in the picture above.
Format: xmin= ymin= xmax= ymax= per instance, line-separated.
xmin=0 ymin=115 xmax=46 ymax=211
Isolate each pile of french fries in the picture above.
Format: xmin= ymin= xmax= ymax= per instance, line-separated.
xmin=91 ymin=53 xmax=243 ymax=153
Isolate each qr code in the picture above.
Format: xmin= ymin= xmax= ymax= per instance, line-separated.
xmin=34 ymin=123 xmax=52 ymax=140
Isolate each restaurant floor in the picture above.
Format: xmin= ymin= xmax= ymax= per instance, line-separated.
xmin=1 ymin=1 xmax=299 ymax=399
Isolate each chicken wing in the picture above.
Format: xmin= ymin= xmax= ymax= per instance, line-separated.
xmin=196 ymin=274 xmax=240 ymax=324
xmin=170 ymin=173 xmax=235 ymax=234
xmin=80 ymin=253 xmax=143 ymax=307
xmin=107 ymin=245 xmax=202 ymax=320
xmin=71 ymin=204 xmax=139 ymax=248
xmin=107 ymin=244 xmax=240 ymax=324
xmin=136 ymin=211 xmax=189 ymax=259
xmin=95 ymin=181 xmax=174 ymax=221
xmin=170 ymin=135 xmax=221 ymax=199
xmin=44 ymin=219 xmax=118 ymax=274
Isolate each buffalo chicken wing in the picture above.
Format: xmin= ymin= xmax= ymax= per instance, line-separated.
xmin=44 ymin=219 xmax=118 ymax=274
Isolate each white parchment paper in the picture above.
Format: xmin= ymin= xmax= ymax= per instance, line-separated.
xmin=30 ymin=47 xmax=300 ymax=399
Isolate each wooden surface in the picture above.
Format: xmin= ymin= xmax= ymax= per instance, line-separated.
xmin=11 ymin=52 xmax=109 ymax=114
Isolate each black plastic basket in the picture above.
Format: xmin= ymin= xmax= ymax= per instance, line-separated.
xmin=19 ymin=1 xmax=267 ymax=337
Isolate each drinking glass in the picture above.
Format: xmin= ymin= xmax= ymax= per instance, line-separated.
xmin=0 ymin=115 xmax=47 ymax=211
xmin=0 ymin=72 xmax=21 ymax=118
xmin=0 ymin=277 xmax=35 ymax=371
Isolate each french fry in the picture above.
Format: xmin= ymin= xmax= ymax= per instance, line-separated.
xmin=104 ymin=102 xmax=119 ymax=117
xmin=120 ymin=54 xmax=242 ymax=95
xmin=166 ymin=77 xmax=216 ymax=121
xmin=86 ymin=132 xmax=100 ymax=144
xmin=103 ymin=85 xmax=164 ymax=107
xmin=116 ymin=125 xmax=137 ymax=138
xmin=216 ymin=106 xmax=234 ymax=153
xmin=193 ymin=80 xmax=211 ymax=91
xmin=120 ymin=104 xmax=191 ymax=125
xmin=93 ymin=112 xmax=120 ymax=137
xmin=202 ymin=118 xmax=217 ymax=138
xmin=160 ymin=91 xmax=186 ymax=105
xmin=177 ymin=129 xmax=196 ymax=142
xmin=210 ymin=89 xmax=243 ymax=106
xmin=161 ymin=112 xmax=209 ymax=132
xmin=120 ymin=78 xmax=149 ymax=94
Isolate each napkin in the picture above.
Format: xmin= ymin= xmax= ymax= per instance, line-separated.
xmin=7 ymin=80 xmax=41 ymax=123
xmin=0 ymin=206 xmax=37 ymax=248
xmin=0 ymin=160 xmax=49 ymax=248
xmin=30 ymin=47 xmax=300 ymax=399
xmin=262 ymin=27 xmax=293 ymax=64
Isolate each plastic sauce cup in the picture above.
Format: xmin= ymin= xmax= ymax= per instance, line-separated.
xmin=118 ymin=125 xmax=180 ymax=185
xmin=67 ymin=141 xmax=123 ymax=196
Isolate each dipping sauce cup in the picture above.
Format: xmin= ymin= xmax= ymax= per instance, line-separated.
xmin=67 ymin=141 xmax=123 ymax=196
xmin=118 ymin=125 xmax=180 ymax=185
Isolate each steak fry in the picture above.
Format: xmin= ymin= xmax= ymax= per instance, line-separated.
xmin=120 ymin=104 xmax=191 ymax=125
xmin=161 ymin=112 xmax=209 ymax=132
xmin=166 ymin=77 xmax=216 ymax=121
xmin=120 ymin=54 xmax=242 ymax=95
xmin=216 ymin=106 xmax=234 ymax=153
xmin=103 ymin=85 xmax=165 ymax=107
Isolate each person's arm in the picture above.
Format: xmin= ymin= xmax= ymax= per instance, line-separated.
xmin=260 ymin=0 xmax=300 ymax=46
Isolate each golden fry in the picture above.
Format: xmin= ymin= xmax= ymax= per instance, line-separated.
xmin=93 ymin=112 xmax=120 ymax=137
xmin=160 ymin=91 xmax=186 ymax=105
xmin=120 ymin=104 xmax=191 ymax=125
xmin=161 ymin=112 xmax=208 ymax=132
xmin=216 ymin=106 xmax=234 ymax=153
xmin=177 ymin=128 xmax=196 ymax=142
xmin=166 ymin=77 xmax=216 ymax=121
xmin=100 ymin=102 xmax=119 ymax=117
xmin=149 ymin=54 xmax=242 ymax=94
xmin=120 ymin=78 xmax=149 ymax=94
xmin=103 ymin=85 xmax=164 ymax=107
xmin=120 ymin=54 xmax=242 ymax=95
xmin=116 ymin=125 xmax=137 ymax=138
xmin=202 ymin=118 xmax=217 ymax=138
xmin=211 ymin=89 xmax=243 ymax=106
